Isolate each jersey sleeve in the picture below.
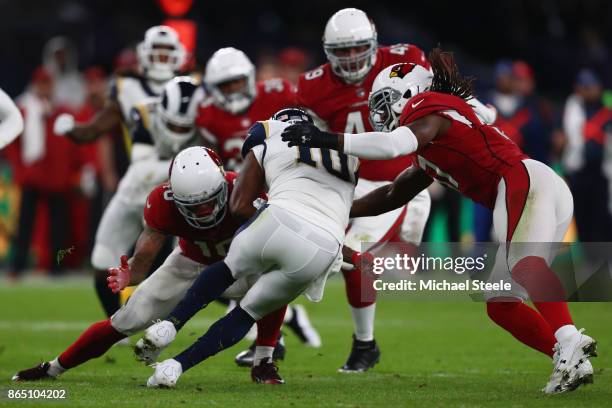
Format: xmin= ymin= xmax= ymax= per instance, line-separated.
xmin=295 ymin=66 xmax=329 ymax=120
xmin=399 ymin=92 xmax=458 ymax=125
xmin=381 ymin=44 xmax=430 ymax=69
xmin=143 ymin=184 xmax=173 ymax=233
xmin=241 ymin=121 xmax=267 ymax=159
xmin=129 ymin=106 xmax=154 ymax=145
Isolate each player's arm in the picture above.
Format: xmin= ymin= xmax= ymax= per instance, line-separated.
xmin=281 ymin=114 xmax=448 ymax=159
xmin=107 ymin=225 xmax=166 ymax=293
xmin=230 ymin=150 xmax=265 ymax=222
xmin=54 ymin=100 xmax=121 ymax=144
xmin=350 ymin=166 xmax=433 ymax=218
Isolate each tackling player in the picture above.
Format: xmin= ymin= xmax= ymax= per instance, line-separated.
xmin=281 ymin=50 xmax=597 ymax=394
xmin=134 ymin=108 xmax=357 ymax=388
xmin=198 ymin=47 xmax=321 ymax=363
xmin=52 ymin=25 xmax=187 ymax=319
xmin=12 ymin=147 xmax=288 ymax=385
xmin=295 ymin=7 xmax=432 ymax=372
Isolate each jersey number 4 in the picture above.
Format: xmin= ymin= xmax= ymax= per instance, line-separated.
xmin=296 ymin=146 xmax=354 ymax=183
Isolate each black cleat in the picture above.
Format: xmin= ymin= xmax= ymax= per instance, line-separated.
xmin=251 ymin=358 xmax=285 ymax=384
xmin=338 ymin=336 xmax=380 ymax=373
xmin=12 ymin=362 xmax=54 ymax=381
xmin=235 ymin=335 xmax=286 ymax=367
xmin=285 ymin=305 xmax=321 ymax=347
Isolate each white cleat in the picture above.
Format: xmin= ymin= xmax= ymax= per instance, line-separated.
xmin=135 ymin=320 xmax=177 ymax=364
xmin=147 ymin=359 xmax=182 ymax=388
xmin=287 ymin=305 xmax=322 ymax=348
xmin=543 ymin=330 xmax=597 ymax=394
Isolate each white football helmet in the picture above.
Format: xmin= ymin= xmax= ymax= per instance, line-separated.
xmin=170 ymin=146 xmax=228 ymax=229
xmin=323 ymin=8 xmax=378 ymax=84
xmin=204 ymin=47 xmax=256 ymax=114
xmin=137 ymin=26 xmax=186 ymax=82
xmin=368 ymin=63 xmax=433 ymax=131
xmin=156 ymin=76 xmax=204 ymax=154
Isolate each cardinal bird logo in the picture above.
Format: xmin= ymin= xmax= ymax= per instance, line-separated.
xmin=389 ymin=63 xmax=416 ymax=79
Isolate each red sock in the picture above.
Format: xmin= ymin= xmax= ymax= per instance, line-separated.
xmin=58 ymin=319 xmax=126 ymax=369
xmin=255 ymin=305 xmax=287 ymax=347
xmin=510 ymin=256 xmax=573 ymax=331
xmin=342 ymin=267 xmax=376 ymax=308
xmin=486 ymin=301 xmax=556 ymax=357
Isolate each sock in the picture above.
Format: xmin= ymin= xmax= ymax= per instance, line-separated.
xmin=351 ymin=303 xmax=376 ymax=342
xmin=486 ymin=301 xmax=556 ymax=357
xmin=283 ymin=305 xmax=294 ymax=323
xmin=253 ymin=346 xmax=274 ymax=366
xmin=532 ymin=302 xmax=574 ymax=333
xmin=555 ymin=324 xmax=579 ymax=343
xmin=94 ymin=270 xmax=120 ymax=317
xmin=342 ymin=266 xmax=376 ymax=308
xmin=255 ymin=306 xmax=286 ymax=347
xmin=168 ymin=261 xmax=236 ymax=330
xmin=47 ymin=358 xmax=66 ymax=377
xmin=174 ymin=306 xmax=255 ymax=371
xmin=58 ymin=319 xmax=126 ymax=369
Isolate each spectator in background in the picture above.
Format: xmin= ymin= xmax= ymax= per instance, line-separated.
xmin=5 ymin=67 xmax=80 ymax=277
xmin=562 ymin=69 xmax=612 ymax=241
xmin=43 ymin=36 xmax=85 ymax=109
xmin=278 ymin=47 xmax=311 ymax=84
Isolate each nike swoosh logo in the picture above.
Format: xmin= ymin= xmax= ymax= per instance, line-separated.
xmin=146 ymin=201 xmax=151 ymax=209
xmin=412 ymin=99 xmax=424 ymax=108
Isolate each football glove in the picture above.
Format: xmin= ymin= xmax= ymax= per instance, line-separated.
xmin=53 ymin=113 xmax=75 ymax=136
xmin=107 ymin=255 xmax=131 ymax=294
xmin=280 ymin=123 xmax=340 ymax=150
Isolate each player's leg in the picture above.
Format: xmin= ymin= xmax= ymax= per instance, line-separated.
xmin=91 ymin=197 xmax=143 ymax=317
xmin=12 ymin=248 xmax=201 ymax=381
xmin=341 ymin=179 xmax=406 ymax=372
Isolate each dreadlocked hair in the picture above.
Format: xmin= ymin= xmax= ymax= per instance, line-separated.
xmin=428 ymin=48 xmax=475 ymax=100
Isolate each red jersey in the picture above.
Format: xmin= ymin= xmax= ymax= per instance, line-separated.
xmin=296 ymin=44 xmax=429 ymax=181
xmin=143 ymin=172 xmax=243 ymax=264
xmin=399 ymin=91 xmax=528 ymax=209
xmin=196 ymin=78 xmax=296 ymax=170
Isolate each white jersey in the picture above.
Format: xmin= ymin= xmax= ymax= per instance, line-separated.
xmin=243 ymin=120 xmax=359 ymax=243
xmin=110 ymin=74 xmax=166 ymax=126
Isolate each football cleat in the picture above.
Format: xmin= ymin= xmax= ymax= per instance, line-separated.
xmin=543 ymin=331 xmax=597 ymax=394
xmin=251 ymin=358 xmax=285 ymax=384
xmin=12 ymin=362 xmax=55 ymax=382
xmin=147 ymin=359 xmax=182 ymax=388
xmin=338 ymin=336 xmax=380 ymax=373
xmin=286 ymin=305 xmax=322 ymax=348
xmin=235 ymin=335 xmax=286 ymax=367
xmin=136 ymin=320 xmax=177 ymax=364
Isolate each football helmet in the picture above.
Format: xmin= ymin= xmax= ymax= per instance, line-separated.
xmin=137 ymin=26 xmax=186 ymax=82
xmin=271 ymin=108 xmax=313 ymax=124
xmin=368 ymin=63 xmax=433 ymax=131
xmin=170 ymin=146 xmax=228 ymax=229
xmin=323 ymin=8 xmax=378 ymax=84
xmin=204 ymin=47 xmax=256 ymax=114
xmin=156 ymin=76 xmax=204 ymax=154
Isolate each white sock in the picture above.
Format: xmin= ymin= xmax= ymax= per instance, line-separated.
xmin=351 ymin=304 xmax=375 ymax=342
xmin=253 ymin=346 xmax=274 ymax=366
xmin=47 ymin=357 xmax=66 ymax=377
xmin=555 ymin=324 xmax=578 ymax=343
xmin=283 ymin=305 xmax=294 ymax=323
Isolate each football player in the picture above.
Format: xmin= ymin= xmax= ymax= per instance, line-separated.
xmin=295 ymin=7 xmax=432 ymax=372
xmin=12 ymin=147 xmax=287 ymax=385
xmin=281 ymin=51 xmax=597 ymax=394
xmin=136 ymin=108 xmax=357 ymax=388
xmin=52 ymin=25 xmax=187 ymax=319
xmin=198 ymin=47 xmax=321 ymax=362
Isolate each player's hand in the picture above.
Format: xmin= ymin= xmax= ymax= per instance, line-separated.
xmin=280 ymin=123 xmax=340 ymax=150
xmin=107 ymin=255 xmax=131 ymax=294
xmin=53 ymin=113 xmax=75 ymax=136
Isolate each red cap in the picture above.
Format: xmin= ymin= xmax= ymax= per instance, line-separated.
xmin=84 ymin=66 xmax=106 ymax=82
xmin=32 ymin=66 xmax=52 ymax=83
xmin=512 ymin=61 xmax=534 ymax=80
xmin=279 ymin=47 xmax=309 ymax=68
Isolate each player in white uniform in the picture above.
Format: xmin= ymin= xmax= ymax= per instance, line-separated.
xmin=91 ymin=76 xmax=203 ymax=294
xmin=52 ymin=25 xmax=187 ymax=317
xmin=137 ymin=109 xmax=358 ymax=387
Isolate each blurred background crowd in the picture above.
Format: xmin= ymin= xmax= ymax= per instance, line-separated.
xmin=1 ymin=0 xmax=612 ymax=276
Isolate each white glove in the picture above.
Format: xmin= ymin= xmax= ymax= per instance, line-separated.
xmin=53 ymin=113 xmax=75 ymax=136
xmin=467 ymin=98 xmax=498 ymax=125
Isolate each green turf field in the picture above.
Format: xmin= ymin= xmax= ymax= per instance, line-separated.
xmin=0 ymin=276 xmax=610 ymax=407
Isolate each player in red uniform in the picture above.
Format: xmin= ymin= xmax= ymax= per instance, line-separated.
xmin=12 ymin=147 xmax=286 ymax=385
xmin=198 ymin=47 xmax=322 ymax=364
xmin=281 ymin=50 xmax=597 ymax=393
xmin=295 ymin=7 xmax=432 ymax=372
xmin=198 ymin=47 xmax=297 ymax=171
